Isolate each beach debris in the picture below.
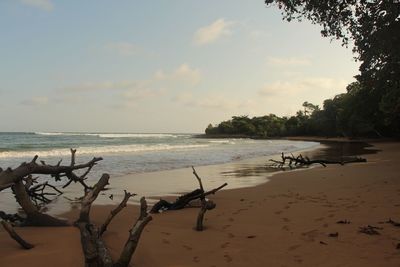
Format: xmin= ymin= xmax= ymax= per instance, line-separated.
xmin=396 ymin=243 xmax=400 ymax=250
xmin=386 ymin=218 xmax=400 ymax=227
xmin=359 ymin=225 xmax=382 ymax=235
xmin=0 ymin=211 xmax=25 ymax=224
xmin=192 ymin=166 xmax=219 ymax=231
xmin=150 ymin=169 xmax=227 ymax=214
xmin=76 ymin=174 xmax=152 ymax=267
xmin=337 ymin=220 xmax=351 ymax=224
xmin=99 ymin=190 xmax=136 ymax=236
xmin=320 ymin=241 xmax=328 ymax=245
xmin=109 ymin=194 xmax=114 ymax=200
xmin=267 ymin=152 xmax=367 ymax=169
xmin=1 ymin=220 xmax=34 ymax=249
xmin=328 ymin=232 xmax=339 ymax=237
xmin=0 ymin=149 xmax=103 ymax=226
xmin=247 ymin=235 xmax=256 ymax=239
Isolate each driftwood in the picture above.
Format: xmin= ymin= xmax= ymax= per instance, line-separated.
xmin=191 ymin=167 xmax=217 ymax=231
xmin=150 ymin=167 xmax=227 ymax=213
xmin=268 ymin=152 xmax=367 ymax=169
xmin=0 ymin=211 xmax=25 ymax=224
xmin=1 ymin=220 xmax=33 ymax=249
xmin=99 ymin=190 xmax=136 ymax=236
xmin=1 ymin=150 xmax=153 ymax=266
xmin=386 ymin=218 xmax=400 ymax=227
xmin=0 ymin=149 xmax=102 ymax=226
xmin=196 ymin=200 xmax=216 ymax=231
xmin=359 ymin=225 xmax=382 ymax=235
xmin=75 ymin=173 xmax=152 ymax=267
xmin=114 ymin=197 xmax=153 ymax=267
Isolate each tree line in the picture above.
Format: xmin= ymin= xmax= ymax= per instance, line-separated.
xmin=205 ymin=80 xmax=398 ymax=138
xmin=206 ymin=1 xmax=399 ymax=138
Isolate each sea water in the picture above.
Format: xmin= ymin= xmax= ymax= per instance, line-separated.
xmin=0 ymin=132 xmax=318 ymax=179
xmin=0 ymin=132 xmax=320 ymax=213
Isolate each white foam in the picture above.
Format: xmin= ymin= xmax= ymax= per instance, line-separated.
xmin=34 ymin=132 xmax=185 ymax=138
xmin=0 ymin=144 xmax=209 ymax=159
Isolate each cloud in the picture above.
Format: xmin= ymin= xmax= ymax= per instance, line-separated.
xmin=154 ymin=64 xmax=201 ymax=86
xmin=121 ymin=88 xmax=166 ymax=100
xmin=63 ymin=64 xmax=201 ymax=94
xmin=20 ymin=0 xmax=53 ymax=11
xmin=62 ymin=80 xmax=148 ymax=93
xmin=259 ymin=77 xmax=349 ymax=97
xmin=21 ymin=96 xmax=49 ymax=106
xmin=173 ymin=92 xmax=253 ymax=111
xmin=193 ymin=18 xmax=234 ymax=45
xmin=104 ymin=42 xmax=140 ymax=57
xmin=266 ymin=57 xmax=311 ymax=67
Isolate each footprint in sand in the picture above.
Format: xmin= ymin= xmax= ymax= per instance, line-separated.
xmin=228 ymin=233 xmax=235 ymax=238
xmin=328 ymin=214 xmax=335 ymax=218
xmin=220 ymin=242 xmax=230 ymax=248
xmin=275 ymin=210 xmax=283 ymax=215
xmin=162 ymin=239 xmax=170 ymax=244
xmin=161 ymin=231 xmax=171 ymax=236
xmin=288 ymin=244 xmax=301 ymax=251
xmin=282 ymin=225 xmax=290 ymax=231
xmin=322 ymin=223 xmax=329 ymax=228
xmin=247 ymin=235 xmax=256 ymax=239
xmin=228 ymin=217 xmax=235 ymax=222
xmin=301 ymin=229 xmax=320 ymax=242
xmin=182 ymin=245 xmax=193 ymax=251
xmin=293 ymin=255 xmax=303 ymax=264
xmin=222 ymin=224 xmax=231 ymax=230
xmin=314 ymin=217 xmax=325 ymax=222
xmin=193 ymin=256 xmax=200 ymax=263
xmin=282 ymin=217 xmax=290 ymax=222
xmin=224 ymin=254 xmax=233 ymax=263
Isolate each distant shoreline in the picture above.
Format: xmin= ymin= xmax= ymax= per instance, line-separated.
xmin=197 ymin=133 xmax=400 ymax=143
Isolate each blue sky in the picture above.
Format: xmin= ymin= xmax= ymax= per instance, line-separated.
xmin=0 ymin=0 xmax=358 ymax=133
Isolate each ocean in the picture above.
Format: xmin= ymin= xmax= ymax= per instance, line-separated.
xmin=0 ymin=132 xmax=318 ymax=179
xmin=0 ymin=132 xmax=320 ymax=213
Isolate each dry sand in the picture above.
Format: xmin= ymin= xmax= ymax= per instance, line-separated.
xmin=1 ymin=142 xmax=400 ymax=266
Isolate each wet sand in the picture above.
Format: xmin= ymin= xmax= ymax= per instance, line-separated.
xmin=1 ymin=141 xmax=399 ymax=266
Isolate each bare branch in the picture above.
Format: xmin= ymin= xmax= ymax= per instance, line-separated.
xmin=191 ymin=166 xmax=204 ymax=192
xmin=115 ymin=197 xmax=152 ymax=267
xmin=99 ymin=190 xmax=136 ymax=236
xmin=1 ymin=220 xmax=34 ymax=249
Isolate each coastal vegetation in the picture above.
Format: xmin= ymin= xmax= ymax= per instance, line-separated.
xmin=206 ymin=1 xmax=399 ymax=138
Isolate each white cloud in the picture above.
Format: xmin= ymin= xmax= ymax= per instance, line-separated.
xmin=154 ymin=64 xmax=201 ymax=86
xmin=104 ymin=42 xmax=140 ymax=57
xmin=21 ymin=96 xmax=49 ymax=106
xmin=193 ymin=18 xmax=234 ymax=46
xmin=20 ymin=0 xmax=53 ymax=11
xmin=259 ymin=77 xmax=349 ymax=97
xmin=173 ymin=92 xmax=253 ymax=111
xmin=62 ymin=80 xmax=145 ymax=92
xmin=267 ymin=57 xmax=311 ymax=67
xmin=121 ymin=88 xmax=165 ymax=100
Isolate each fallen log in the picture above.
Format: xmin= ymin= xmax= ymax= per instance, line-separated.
xmin=1 ymin=149 xmax=102 ymax=226
xmin=268 ymin=152 xmax=367 ymax=169
xmin=150 ymin=182 xmax=227 ymax=213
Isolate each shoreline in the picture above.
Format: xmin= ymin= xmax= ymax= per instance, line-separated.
xmin=1 ymin=140 xmax=399 ymax=266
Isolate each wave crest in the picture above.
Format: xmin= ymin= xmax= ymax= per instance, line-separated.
xmin=0 ymin=144 xmax=209 ymax=159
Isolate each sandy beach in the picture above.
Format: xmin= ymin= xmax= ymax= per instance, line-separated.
xmin=1 ymin=141 xmax=400 ymax=267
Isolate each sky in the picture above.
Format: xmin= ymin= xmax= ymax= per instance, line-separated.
xmin=0 ymin=0 xmax=359 ymax=133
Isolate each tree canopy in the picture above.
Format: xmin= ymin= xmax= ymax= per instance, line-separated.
xmin=264 ymin=0 xmax=400 ymax=136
